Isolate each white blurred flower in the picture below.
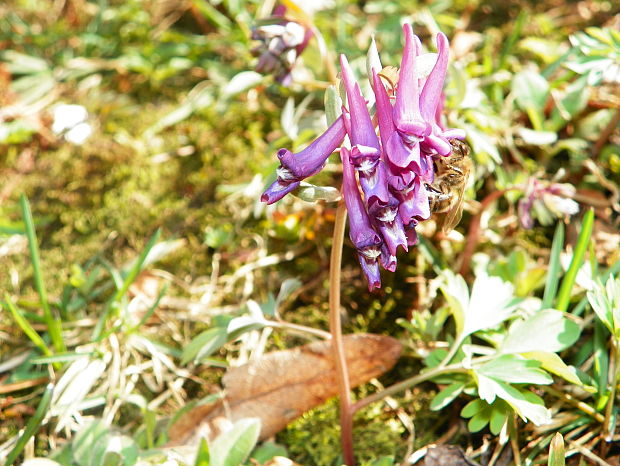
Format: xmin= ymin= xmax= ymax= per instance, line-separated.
xmin=52 ymin=104 xmax=88 ymax=133
xmin=51 ymin=104 xmax=92 ymax=145
xmin=65 ymin=122 xmax=93 ymax=145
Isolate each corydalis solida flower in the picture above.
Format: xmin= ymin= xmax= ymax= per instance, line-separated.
xmin=251 ymin=6 xmax=313 ymax=86
xmin=262 ymin=24 xmax=466 ymax=290
xmin=518 ymin=178 xmax=580 ymax=229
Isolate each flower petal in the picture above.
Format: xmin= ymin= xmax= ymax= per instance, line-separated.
xmin=393 ymin=24 xmax=429 ymax=138
xmin=339 ymin=54 xmax=381 ymax=151
xmin=277 ymin=115 xmax=347 ymax=178
xmin=420 ymin=33 xmax=449 ymax=122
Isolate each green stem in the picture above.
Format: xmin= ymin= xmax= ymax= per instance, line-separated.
xmin=438 ymin=334 xmax=467 ymax=368
xmin=328 ymin=201 xmax=355 ymax=465
xmin=351 ymin=364 xmax=468 ymax=413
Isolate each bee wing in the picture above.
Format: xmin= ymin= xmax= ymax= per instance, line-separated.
xmin=441 ymin=187 xmax=466 ymax=234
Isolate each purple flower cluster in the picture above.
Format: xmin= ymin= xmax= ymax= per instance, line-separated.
xmin=262 ymin=24 xmax=465 ymax=290
xmin=251 ymin=6 xmax=313 ymax=86
xmin=518 ymin=178 xmax=579 ymax=229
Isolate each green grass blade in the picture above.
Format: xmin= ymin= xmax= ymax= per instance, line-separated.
xmin=4 ymin=383 xmax=54 ymax=466
xmin=30 ymin=352 xmax=95 ymax=364
xmin=543 ymin=222 xmax=565 ymax=309
xmin=555 ymin=209 xmax=594 ymax=312
xmin=19 ymin=194 xmax=65 ymax=353
xmin=115 ymin=228 xmax=162 ymax=303
xmin=3 ymin=294 xmax=53 ymax=357
xmin=548 ymin=432 xmax=565 ymax=466
xmin=195 ymin=437 xmax=210 ymax=466
xmin=128 ymin=283 xmax=168 ymax=334
xmin=92 ymin=229 xmax=162 ymax=341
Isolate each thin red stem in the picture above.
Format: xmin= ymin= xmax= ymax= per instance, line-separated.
xmin=329 ymin=200 xmax=355 ymax=465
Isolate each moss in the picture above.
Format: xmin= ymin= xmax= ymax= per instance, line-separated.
xmin=279 ymin=385 xmax=441 ymax=465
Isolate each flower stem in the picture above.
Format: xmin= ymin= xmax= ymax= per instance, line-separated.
xmin=351 ymin=364 xmax=467 ymax=413
xmin=329 ymin=200 xmax=355 ymax=465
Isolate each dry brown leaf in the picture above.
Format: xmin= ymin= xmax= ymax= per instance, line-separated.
xmin=168 ymin=333 xmax=402 ymax=445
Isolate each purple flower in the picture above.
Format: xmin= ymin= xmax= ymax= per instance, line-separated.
xmin=261 ymin=115 xmax=346 ymax=204
xmin=339 ymin=55 xmax=390 ymax=209
xmin=340 ymin=147 xmax=382 ymax=291
xmin=251 ymin=11 xmax=313 ymax=86
xmin=261 ymin=23 xmax=467 ymax=291
xmin=372 ymin=66 xmax=430 ymax=235
xmin=518 ymin=178 xmax=579 ymax=229
xmin=385 ymin=24 xmax=430 ymax=173
xmin=395 ymin=175 xmax=430 ymax=227
xmin=419 ymin=33 xmax=466 ymax=154
xmin=370 ymin=196 xmax=408 ymax=256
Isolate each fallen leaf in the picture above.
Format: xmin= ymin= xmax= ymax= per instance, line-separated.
xmin=168 ymin=333 xmax=402 ymax=445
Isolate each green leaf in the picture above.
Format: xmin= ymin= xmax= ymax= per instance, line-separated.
xmin=548 ymin=76 xmax=590 ymax=130
xmin=489 ymin=405 xmax=509 ymax=435
xmin=210 ymin=418 xmax=261 ymax=466
xmin=461 ymin=399 xmax=486 ymax=418
xmin=512 ymin=71 xmax=549 ymax=109
xmin=477 ymin=355 xmax=553 ymax=385
xmin=476 ymin=375 xmax=551 ymax=425
xmin=587 ymin=276 xmax=620 ymax=336
xmin=548 ymin=433 xmax=565 ymax=466
xmin=440 ymin=271 xmax=517 ymax=339
xmin=221 ymin=71 xmax=263 ymax=98
xmin=500 ymin=309 xmax=580 ymax=353
xmin=182 ymin=327 xmax=229 ymax=365
xmin=430 ymin=382 xmax=465 ymax=411
xmin=511 ymin=70 xmax=549 ymax=130
xmin=250 ymin=441 xmax=288 ymax=463
xmin=468 ymin=406 xmax=492 ymax=432
xmin=522 ymin=351 xmax=583 ymax=386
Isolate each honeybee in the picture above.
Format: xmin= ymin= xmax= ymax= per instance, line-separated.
xmin=426 ymin=139 xmax=473 ymax=233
